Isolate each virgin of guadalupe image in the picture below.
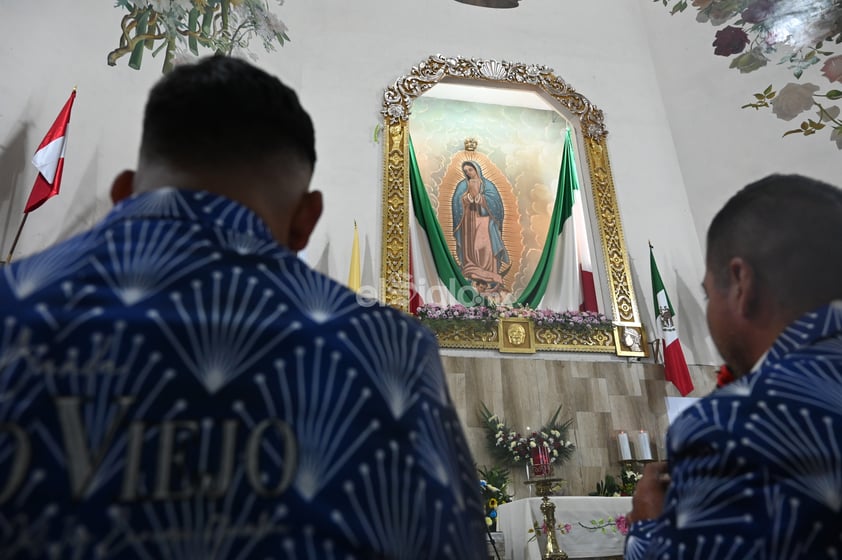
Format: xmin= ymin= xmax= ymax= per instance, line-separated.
xmin=452 ymin=160 xmax=511 ymax=299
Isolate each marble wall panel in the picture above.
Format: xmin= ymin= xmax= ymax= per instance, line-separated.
xmin=442 ymin=354 xmax=717 ymax=496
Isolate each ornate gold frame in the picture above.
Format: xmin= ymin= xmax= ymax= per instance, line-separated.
xmin=380 ymin=54 xmax=646 ymax=355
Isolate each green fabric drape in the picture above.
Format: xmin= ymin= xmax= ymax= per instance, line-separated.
xmin=515 ymin=128 xmax=576 ymax=307
xmin=408 ymin=138 xmax=478 ymax=305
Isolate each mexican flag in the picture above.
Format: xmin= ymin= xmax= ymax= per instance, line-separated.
xmin=650 ymin=246 xmax=694 ymax=396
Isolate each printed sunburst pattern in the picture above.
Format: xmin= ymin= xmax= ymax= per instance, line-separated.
xmin=627 ymin=302 xmax=842 ymax=559
xmin=258 ymin=260 xmax=363 ymax=324
xmin=0 ymin=189 xmax=486 ymax=558
xmin=148 ymin=267 xmax=300 ymax=394
xmin=111 ymin=187 xmax=198 ymax=221
xmin=331 ymin=440 xmax=477 ymax=558
xmin=253 ymin=341 xmax=381 ymax=501
xmin=2 ymin=235 xmax=92 ymax=300
xmin=91 ymin=469 xmax=289 ymax=559
xmin=413 ymin=404 xmax=462 ymax=490
xmin=337 ymin=311 xmax=445 ymax=419
xmin=93 ymin=222 xmax=221 ymax=305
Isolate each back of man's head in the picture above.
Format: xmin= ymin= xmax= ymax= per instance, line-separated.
xmin=140 ymin=55 xmax=316 ymax=171
xmin=707 ymin=173 xmax=842 ymax=316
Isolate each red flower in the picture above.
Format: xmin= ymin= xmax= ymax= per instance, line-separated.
xmin=713 ymin=26 xmax=750 ymax=56
xmin=715 ymin=364 xmax=735 ymax=388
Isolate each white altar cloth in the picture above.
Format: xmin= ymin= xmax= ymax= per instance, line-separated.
xmin=497 ymin=496 xmax=631 ymax=559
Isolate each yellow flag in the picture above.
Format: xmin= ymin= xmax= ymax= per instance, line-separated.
xmin=347 ymin=221 xmax=361 ymax=292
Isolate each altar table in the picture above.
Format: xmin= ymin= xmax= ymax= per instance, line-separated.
xmin=497 ymin=496 xmax=631 ymax=560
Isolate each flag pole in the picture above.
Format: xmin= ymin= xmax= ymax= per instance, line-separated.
xmin=4 ymin=213 xmax=29 ymax=265
xmin=6 ymin=86 xmax=78 ymax=266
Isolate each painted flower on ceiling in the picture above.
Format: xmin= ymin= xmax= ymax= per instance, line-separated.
xmin=713 ymin=26 xmax=750 ymax=55
xmin=740 ymin=0 xmax=774 ymax=23
xmin=771 ymin=83 xmax=820 ymax=120
xmin=655 ymin=0 xmax=842 ymax=150
xmin=822 ymin=55 xmax=842 ymax=83
xmin=820 ymin=106 xmax=842 ymax=147
xmin=730 ymin=48 xmax=768 ymax=73
xmin=832 ymin=126 xmax=842 ymax=148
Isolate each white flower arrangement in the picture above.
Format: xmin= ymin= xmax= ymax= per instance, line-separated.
xmin=480 ymin=403 xmax=576 ymax=468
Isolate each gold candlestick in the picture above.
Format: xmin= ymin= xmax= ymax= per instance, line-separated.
xmin=619 ymin=459 xmax=655 ymax=468
xmin=524 ymin=477 xmax=569 ymax=560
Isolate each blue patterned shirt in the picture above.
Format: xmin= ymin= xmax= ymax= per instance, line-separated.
xmin=0 ymin=188 xmax=486 ymax=559
xmin=625 ymin=302 xmax=842 ymax=559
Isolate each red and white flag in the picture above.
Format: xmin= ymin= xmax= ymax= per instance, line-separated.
xmin=650 ymin=245 xmax=694 ymax=396
xmin=25 ymin=90 xmax=76 ymax=213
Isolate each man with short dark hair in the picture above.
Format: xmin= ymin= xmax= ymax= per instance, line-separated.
xmin=625 ymin=174 xmax=842 ymax=558
xmin=0 ymin=56 xmax=486 ymax=559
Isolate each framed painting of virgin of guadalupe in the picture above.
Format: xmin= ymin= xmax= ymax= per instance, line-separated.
xmin=380 ymin=55 xmax=647 ymax=356
xmin=443 ymin=149 xmax=518 ymax=304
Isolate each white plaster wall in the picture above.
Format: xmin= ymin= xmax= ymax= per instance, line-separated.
xmin=0 ymin=0 xmax=720 ymax=365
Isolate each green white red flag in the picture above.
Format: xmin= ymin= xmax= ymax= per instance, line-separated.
xmin=539 ymin=129 xmax=598 ymax=312
xmin=25 ymin=90 xmax=76 ymax=213
xmin=650 ymin=245 xmax=694 ymax=396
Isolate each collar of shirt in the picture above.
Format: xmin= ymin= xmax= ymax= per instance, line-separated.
xmin=761 ymin=300 xmax=842 ymax=368
xmin=100 ymin=187 xmax=277 ymax=244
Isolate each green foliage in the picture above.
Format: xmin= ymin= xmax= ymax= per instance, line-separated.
xmin=741 ymin=84 xmax=776 ymax=110
xmin=589 ymin=469 xmax=642 ymax=496
xmin=478 ymin=465 xmax=513 ymax=505
xmin=110 ymin=0 xmax=289 ymax=73
xmin=478 ymin=464 xmax=512 ymax=531
xmin=590 ymin=474 xmax=621 ymax=496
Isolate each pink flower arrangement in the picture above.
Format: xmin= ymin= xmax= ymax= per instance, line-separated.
xmin=416 ymin=303 xmax=611 ymax=332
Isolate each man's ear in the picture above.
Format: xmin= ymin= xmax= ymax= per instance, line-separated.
xmin=729 ymin=257 xmax=758 ymax=318
xmin=110 ymin=170 xmax=135 ymax=204
xmin=287 ymin=190 xmax=323 ymax=252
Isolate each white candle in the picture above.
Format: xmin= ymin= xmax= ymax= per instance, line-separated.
xmin=618 ymin=431 xmax=632 ymax=461
xmin=636 ymin=430 xmax=652 ymax=460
